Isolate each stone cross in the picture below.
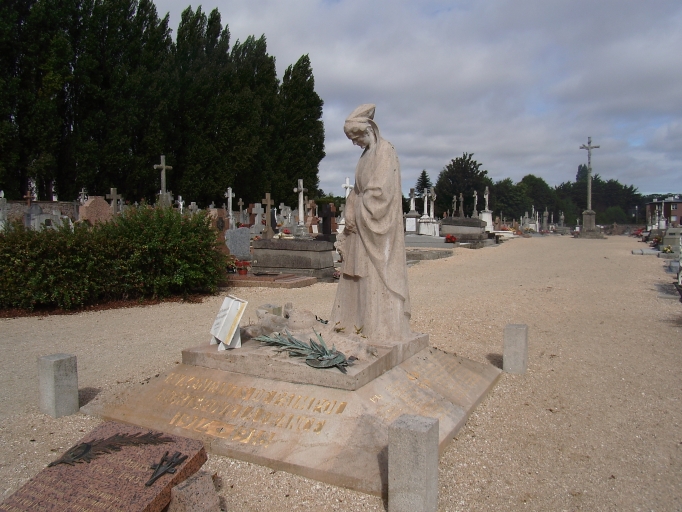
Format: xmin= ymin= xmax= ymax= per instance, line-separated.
xmin=176 ymin=195 xmax=184 ymax=214
xmin=154 ymin=155 xmax=172 ymax=195
xmin=78 ymin=188 xmax=88 ymax=205
xmin=294 ymin=179 xmax=307 ymax=226
xmin=262 ymin=192 xmax=275 ymax=239
xmin=106 ymin=188 xmax=121 ymax=215
xmin=422 ymin=188 xmax=430 ymax=217
xmin=484 ymin=186 xmax=489 ymax=211
xmin=189 ymin=202 xmax=198 ymax=215
xmin=225 ymin=187 xmax=235 ymax=227
xmin=409 ymin=188 xmax=416 ymax=212
xmin=472 ymin=190 xmax=478 ymax=216
xmin=430 ymin=189 xmax=437 ymax=218
xmin=342 ymin=177 xmax=353 ymax=199
xmin=452 ymin=194 xmax=457 ymax=215
xmin=580 ymin=136 xmax=600 ymax=211
xmin=459 ymin=193 xmax=464 ymax=217
xmin=237 ymin=197 xmax=244 ymax=222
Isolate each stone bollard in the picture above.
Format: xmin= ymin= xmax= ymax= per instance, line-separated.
xmin=503 ymin=324 xmax=528 ymax=374
xmin=38 ymin=353 xmax=79 ymax=418
xmin=168 ymin=471 xmax=220 ymax=512
xmin=388 ymin=414 xmax=439 ymax=512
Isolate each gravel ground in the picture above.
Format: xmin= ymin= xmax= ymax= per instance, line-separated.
xmin=1 ymin=235 xmax=680 ymax=511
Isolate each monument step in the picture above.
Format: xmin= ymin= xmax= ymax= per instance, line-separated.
xmin=86 ymin=347 xmax=501 ymax=498
xmin=224 ymin=273 xmax=318 ymax=289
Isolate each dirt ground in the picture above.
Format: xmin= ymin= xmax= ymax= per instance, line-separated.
xmin=1 ymin=235 xmax=680 ymax=511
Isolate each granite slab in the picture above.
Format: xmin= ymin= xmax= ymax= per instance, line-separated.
xmin=90 ymin=348 xmax=500 ymax=497
xmin=0 ymin=422 xmax=207 ymax=512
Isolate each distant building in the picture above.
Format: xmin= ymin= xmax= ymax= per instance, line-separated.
xmin=645 ymin=195 xmax=682 ymax=228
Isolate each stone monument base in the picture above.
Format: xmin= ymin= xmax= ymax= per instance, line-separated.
xmin=85 ymin=340 xmax=500 ymax=497
xmin=576 ymin=210 xmax=605 ymax=239
xmin=252 ymin=238 xmax=335 ymax=281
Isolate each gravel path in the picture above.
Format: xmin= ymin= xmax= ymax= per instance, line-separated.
xmin=1 ymin=235 xmax=680 ymax=511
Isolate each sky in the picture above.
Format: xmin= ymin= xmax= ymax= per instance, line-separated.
xmin=154 ymin=0 xmax=682 ymax=197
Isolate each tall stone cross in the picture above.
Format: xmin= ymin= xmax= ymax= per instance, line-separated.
xmin=154 ymin=155 xmax=172 ymax=194
xmin=409 ymin=188 xmax=416 ymax=211
xmin=580 ymin=136 xmax=600 ymax=211
xmin=262 ymin=193 xmax=275 ymax=239
xmin=225 ymin=187 xmax=235 ymax=227
xmin=472 ymin=190 xmax=478 ymax=216
xmin=452 ymin=194 xmax=457 ymax=215
xmin=78 ymin=188 xmax=88 ymax=205
xmin=23 ymin=189 xmax=35 ymax=207
xmin=342 ymin=177 xmax=353 ymax=199
xmin=106 ymin=188 xmax=121 ymax=215
xmin=484 ymin=186 xmax=490 ymax=211
xmin=459 ymin=193 xmax=464 ymax=217
xmin=430 ymin=189 xmax=437 ymax=218
xmin=176 ymin=195 xmax=184 ymax=214
xmin=237 ymin=198 xmax=244 ymax=223
xmin=293 ymin=179 xmax=307 ymax=226
xmin=422 ymin=188 xmax=430 ymax=217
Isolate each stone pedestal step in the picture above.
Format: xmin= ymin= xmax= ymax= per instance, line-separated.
xmin=224 ymin=273 xmax=317 ymax=289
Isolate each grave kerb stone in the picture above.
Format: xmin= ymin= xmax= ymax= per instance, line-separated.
xmin=503 ymin=324 xmax=528 ymax=374
xmin=38 ymin=353 xmax=79 ymax=418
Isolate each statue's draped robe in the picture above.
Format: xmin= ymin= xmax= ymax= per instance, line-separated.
xmin=331 ymin=134 xmax=412 ymax=341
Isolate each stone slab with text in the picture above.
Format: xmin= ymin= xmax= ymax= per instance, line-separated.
xmin=0 ymin=422 xmax=207 ymax=512
xmin=89 ymin=347 xmax=500 ymax=497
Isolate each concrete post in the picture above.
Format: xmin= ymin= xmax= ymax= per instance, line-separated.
xmin=388 ymin=414 xmax=439 ymax=512
xmin=38 ymin=353 xmax=79 ymax=417
xmin=503 ymin=324 xmax=528 ymax=374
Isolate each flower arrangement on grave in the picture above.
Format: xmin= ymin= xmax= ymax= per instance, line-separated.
xmin=662 ymin=245 xmax=673 ymax=254
xmin=226 ymin=256 xmax=237 ymax=273
xmin=282 ymin=228 xmax=291 ymax=234
xmin=445 ymin=234 xmax=457 ymax=243
xmin=650 ymin=236 xmax=662 ymax=247
xmin=235 ymin=259 xmax=250 ymax=275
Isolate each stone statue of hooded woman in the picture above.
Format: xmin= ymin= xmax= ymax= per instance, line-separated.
xmin=331 ymin=104 xmax=412 ymax=342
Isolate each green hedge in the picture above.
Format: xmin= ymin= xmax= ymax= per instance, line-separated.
xmin=0 ymin=206 xmax=227 ymax=310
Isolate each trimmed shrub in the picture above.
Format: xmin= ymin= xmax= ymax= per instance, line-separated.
xmin=0 ymin=206 xmax=226 ymax=310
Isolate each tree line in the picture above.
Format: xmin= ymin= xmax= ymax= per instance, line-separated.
xmin=417 ymin=154 xmax=644 ymax=225
xmin=0 ymin=0 xmax=325 ymax=207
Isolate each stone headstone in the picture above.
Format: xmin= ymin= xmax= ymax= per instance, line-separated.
xmin=0 ymin=192 xmax=7 ymax=229
xmin=0 ymin=421 xmax=207 ymax=512
xmin=225 ymin=227 xmax=251 ymax=261
xmin=79 ymin=196 xmax=113 ymax=225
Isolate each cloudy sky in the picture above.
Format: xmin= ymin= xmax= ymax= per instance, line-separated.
xmin=155 ymin=0 xmax=682 ymax=197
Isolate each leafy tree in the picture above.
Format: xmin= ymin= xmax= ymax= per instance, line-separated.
xmin=491 ymin=178 xmax=531 ymax=220
xmin=434 ymin=153 xmax=492 ymax=217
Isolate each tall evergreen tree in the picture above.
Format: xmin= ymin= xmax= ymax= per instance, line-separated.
xmin=414 ymin=170 xmax=432 ymax=197
xmin=274 ymin=54 xmax=324 ymax=205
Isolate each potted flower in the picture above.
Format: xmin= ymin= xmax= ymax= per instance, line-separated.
xmin=226 ymin=256 xmax=237 ymax=273
xmin=445 ymin=234 xmax=457 ymax=244
xmin=235 ymin=260 xmax=251 ymax=275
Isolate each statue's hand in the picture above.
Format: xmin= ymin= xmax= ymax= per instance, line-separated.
xmin=344 ymin=220 xmax=356 ymax=234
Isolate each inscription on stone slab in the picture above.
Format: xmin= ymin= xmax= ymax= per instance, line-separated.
xmin=97 ymin=348 xmax=500 ymax=496
xmin=0 ymin=422 xmax=206 ymax=512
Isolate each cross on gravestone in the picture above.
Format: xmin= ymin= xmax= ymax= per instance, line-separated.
xmin=78 ymin=188 xmax=88 ymax=205
xmin=251 ymin=203 xmax=264 ymax=233
xmin=154 ymin=155 xmax=173 ymax=195
xmin=189 ymin=202 xmax=198 ymax=215
xmin=580 ymin=136 xmax=600 ymax=211
xmin=237 ymin=198 xmax=244 ymax=224
xmin=262 ymin=193 xmax=275 ymax=239
xmin=458 ymin=192 xmax=464 ymax=217
xmin=430 ymin=189 xmax=437 ymax=218
xmin=422 ymin=188 xmax=430 ymax=217
xmin=224 ymin=187 xmax=235 ymax=228
xmin=176 ymin=196 xmax=185 ymax=214
xmin=106 ymin=188 xmax=121 ymax=215
xmin=472 ymin=190 xmax=478 ymax=217
xmin=484 ymin=186 xmax=490 ymax=211
xmin=452 ymin=194 xmax=457 ymax=215
xmin=23 ymin=189 xmax=36 ymax=207
xmin=409 ymin=188 xmax=416 ymax=212
xmin=293 ymin=179 xmax=307 ymax=226
xmin=342 ymin=177 xmax=353 ymax=199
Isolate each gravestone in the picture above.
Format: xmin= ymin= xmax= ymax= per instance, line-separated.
xmin=662 ymin=227 xmax=681 ymax=256
xmin=80 ymin=196 xmax=113 ymax=225
xmin=250 ymin=203 xmax=264 ymax=235
xmin=0 ymin=191 xmax=7 ymax=229
xmin=0 ymin=422 xmax=206 ymax=512
xmin=319 ymin=203 xmax=337 ymax=242
xmin=251 ymin=238 xmax=335 ymax=280
xmin=404 ymin=188 xmax=420 ymax=234
xmin=207 ymin=208 xmax=229 ymax=255
xmin=224 ymin=227 xmax=251 ymax=261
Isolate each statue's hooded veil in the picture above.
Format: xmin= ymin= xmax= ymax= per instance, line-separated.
xmin=344 ymin=104 xmax=380 ymax=138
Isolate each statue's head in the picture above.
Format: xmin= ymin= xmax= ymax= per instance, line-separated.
xmin=344 ymin=104 xmax=378 ymax=148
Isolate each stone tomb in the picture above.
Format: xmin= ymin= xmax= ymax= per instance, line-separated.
xmin=251 ymin=238 xmax=335 ymax=280
xmin=87 ymin=335 xmax=500 ymax=497
xmin=440 ymin=217 xmax=490 ymax=248
xmin=0 ymin=422 xmax=206 ymax=512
